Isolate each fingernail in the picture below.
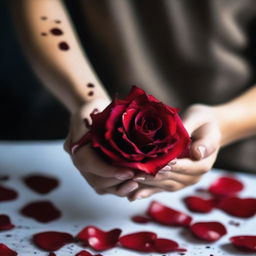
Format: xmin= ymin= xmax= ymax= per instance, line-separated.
xmin=159 ymin=165 xmax=171 ymax=173
xmin=122 ymin=183 xmax=138 ymax=194
xmin=198 ymin=145 xmax=206 ymax=159
xmin=170 ymin=160 xmax=177 ymax=165
xmin=115 ymin=172 xmax=133 ymax=180
xmin=133 ymin=176 xmax=146 ymax=181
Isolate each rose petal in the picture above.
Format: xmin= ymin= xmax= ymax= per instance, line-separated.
xmin=76 ymin=226 xmax=121 ymax=251
xmin=33 ymin=231 xmax=73 ymax=251
xmin=230 ymin=236 xmax=256 ymax=252
xmin=131 ymin=215 xmax=151 ymax=224
xmin=217 ymin=197 xmax=256 ymax=218
xmin=48 ymin=253 xmax=57 ymax=256
xmin=184 ymin=196 xmax=216 ymax=213
xmin=0 ymin=243 xmax=17 ymax=256
xmin=20 ymin=201 xmax=61 ymax=223
xmin=75 ymin=250 xmax=93 ymax=256
xmin=0 ymin=215 xmax=14 ymax=231
xmin=147 ymin=201 xmax=192 ymax=226
xmin=190 ymin=221 xmax=227 ymax=242
xmin=23 ymin=174 xmax=59 ymax=194
xmin=154 ymin=238 xmax=186 ymax=253
xmin=119 ymin=232 xmax=157 ymax=252
xmin=209 ymin=176 xmax=244 ymax=197
xmin=0 ymin=185 xmax=18 ymax=202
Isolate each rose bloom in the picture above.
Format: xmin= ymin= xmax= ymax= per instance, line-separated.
xmin=82 ymin=86 xmax=190 ymax=175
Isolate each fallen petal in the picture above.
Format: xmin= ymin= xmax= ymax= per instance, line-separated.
xmin=75 ymin=250 xmax=93 ymax=256
xmin=48 ymin=253 xmax=57 ymax=256
xmin=209 ymin=176 xmax=243 ymax=197
xmin=0 ymin=243 xmax=17 ymax=256
xmin=119 ymin=231 xmax=157 ymax=252
xmin=20 ymin=201 xmax=61 ymax=223
xmin=184 ymin=196 xmax=216 ymax=213
xmin=230 ymin=236 xmax=256 ymax=252
xmin=147 ymin=201 xmax=192 ymax=226
xmin=33 ymin=231 xmax=73 ymax=251
xmin=131 ymin=215 xmax=150 ymax=224
xmin=0 ymin=215 xmax=14 ymax=231
xmin=154 ymin=238 xmax=186 ymax=253
xmin=190 ymin=221 xmax=227 ymax=242
xmin=217 ymin=197 xmax=256 ymax=218
xmin=0 ymin=185 xmax=18 ymax=202
xmin=77 ymin=226 xmax=121 ymax=251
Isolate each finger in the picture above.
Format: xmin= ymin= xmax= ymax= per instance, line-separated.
xmin=135 ymin=171 xmax=201 ymax=186
xmin=97 ymin=180 xmax=139 ymax=197
xmin=73 ymin=145 xmax=134 ymax=180
xmin=190 ymin=123 xmax=220 ymax=160
xmin=128 ymin=186 xmax=163 ymax=201
xmin=82 ymin=172 xmax=125 ymax=190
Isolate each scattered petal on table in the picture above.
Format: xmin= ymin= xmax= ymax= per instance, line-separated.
xmin=0 ymin=215 xmax=14 ymax=231
xmin=0 ymin=243 xmax=17 ymax=256
xmin=154 ymin=238 xmax=186 ymax=253
xmin=0 ymin=185 xmax=18 ymax=202
xmin=190 ymin=221 xmax=227 ymax=242
xmin=76 ymin=226 xmax=121 ymax=251
xmin=184 ymin=196 xmax=216 ymax=213
xmin=75 ymin=250 xmax=93 ymax=256
xmin=33 ymin=231 xmax=73 ymax=251
xmin=147 ymin=200 xmax=192 ymax=226
xmin=131 ymin=215 xmax=151 ymax=224
xmin=230 ymin=235 xmax=256 ymax=252
xmin=48 ymin=253 xmax=57 ymax=256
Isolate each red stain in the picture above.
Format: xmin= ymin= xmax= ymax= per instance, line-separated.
xmin=23 ymin=174 xmax=59 ymax=194
xmin=20 ymin=201 xmax=61 ymax=223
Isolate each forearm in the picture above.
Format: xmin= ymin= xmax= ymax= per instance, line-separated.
xmin=10 ymin=0 xmax=109 ymax=113
xmin=214 ymin=86 xmax=256 ymax=146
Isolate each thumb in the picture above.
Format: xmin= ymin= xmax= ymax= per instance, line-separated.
xmin=190 ymin=123 xmax=220 ymax=160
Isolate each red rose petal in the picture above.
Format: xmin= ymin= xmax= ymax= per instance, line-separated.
xmin=131 ymin=215 xmax=150 ymax=224
xmin=33 ymin=231 xmax=73 ymax=251
xmin=190 ymin=221 xmax=227 ymax=242
xmin=20 ymin=201 xmax=61 ymax=223
xmin=184 ymin=196 xmax=216 ymax=213
xmin=154 ymin=238 xmax=186 ymax=253
xmin=0 ymin=243 xmax=17 ymax=256
xmin=217 ymin=197 xmax=256 ymax=218
xmin=75 ymin=250 xmax=93 ymax=256
xmin=147 ymin=201 xmax=192 ymax=226
xmin=48 ymin=253 xmax=57 ymax=256
xmin=0 ymin=185 xmax=18 ymax=202
xmin=0 ymin=215 xmax=14 ymax=231
xmin=76 ymin=226 xmax=121 ymax=251
xmin=209 ymin=176 xmax=244 ymax=197
xmin=230 ymin=236 xmax=256 ymax=252
xmin=119 ymin=232 xmax=157 ymax=252
xmin=23 ymin=174 xmax=59 ymax=194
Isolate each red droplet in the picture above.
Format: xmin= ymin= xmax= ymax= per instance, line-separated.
xmin=0 ymin=243 xmax=17 ymax=256
xmin=33 ymin=231 xmax=73 ymax=251
xmin=0 ymin=185 xmax=18 ymax=202
xmin=209 ymin=176 xmax=244 ymax=197
xmin=23 ymin=174 xmax=59 ymax=194
xmin=87 ymin=83 xmax=95 ymax=88
xmin=190 ymin=221 xmax=227 ymax=242
xmin=88 ymin=91 xmax=94 ymax=97
xmin=75 ymin=250 xmax=93 ymax=256
xmin=131 ymin=215 xmax=150 ymax=224
xmin=230 ymin=235 xmax=256 ymax=252
xmin=50 ymin=28 xmax=63 ymax=36
xmin=154 ymin=238 xmax=186 ymax=253
xmin=184 ymin=196 xmax=216 ymax=213
xmin=217 ymin=197 xmax=256 ymax=218
xmin=0 ymin=215 xmax=15 ymax=231
xmin=76 ymin=226 xmax=121 ymax=251
xmin=20 ymin=201 xmax=61 ymax=223
xmin=147 ymin=201 xmax=192 ymax=226
xmin=119 ymin=232 xmax=157 ymax=252
xmin=58 ymin=42 xmax=70 ymax=51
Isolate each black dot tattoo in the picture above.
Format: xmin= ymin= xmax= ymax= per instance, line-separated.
xmin=55 ymin=20 xmax=61 ymax=24
xmin=41 ymin=32 xmax=47 ymax=36
xmin=58 ymin=41 xmax=70 ymax=51
xmin=88 ymin=91 xmax=94 ymax=97
xmin=41 ymin=16 xmax=47 ymax=20
xmin=50 ymin=27 xmax=63 ymax=36
xmin=87 ymin=83 xmax=95 ymax=88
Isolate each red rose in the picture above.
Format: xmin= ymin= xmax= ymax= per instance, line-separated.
xmin=73 ymin=86 xmax=190 ymax=175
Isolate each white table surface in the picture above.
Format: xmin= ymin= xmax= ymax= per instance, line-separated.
xmin=0 ymin=141 xmax=255 ymax=256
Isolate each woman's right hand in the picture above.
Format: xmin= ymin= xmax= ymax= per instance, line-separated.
xmin=64 ymin=98 xmax=139 ymax=197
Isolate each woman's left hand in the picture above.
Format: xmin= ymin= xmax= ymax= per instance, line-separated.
xmin=128 ymin=104 xmax=221 ymax=201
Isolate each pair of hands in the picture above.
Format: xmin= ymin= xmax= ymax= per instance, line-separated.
xmin=64 ymin=99 xmax=221 ymax=201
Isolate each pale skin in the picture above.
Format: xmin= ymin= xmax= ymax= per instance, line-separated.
xmin=11 ymin=0 xmax=256 ymax=200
